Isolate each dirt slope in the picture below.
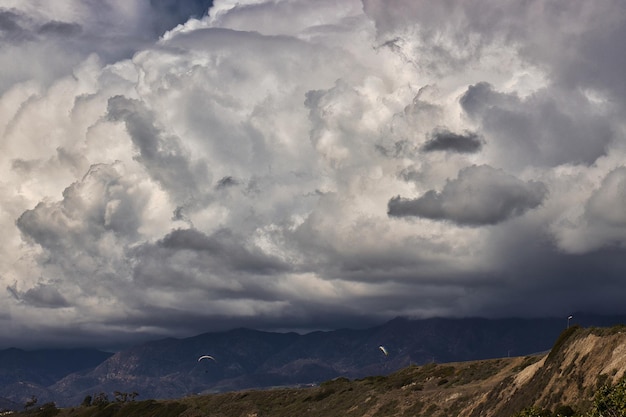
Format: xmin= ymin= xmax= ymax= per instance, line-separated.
xmin=469 ymin=325 xmax=626 ymax=417
xmin=13 ymin=325 xmax=626 ymax=417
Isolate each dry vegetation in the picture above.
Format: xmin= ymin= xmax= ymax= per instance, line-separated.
xmin=11 ymin=326 xmax=626 ymax=417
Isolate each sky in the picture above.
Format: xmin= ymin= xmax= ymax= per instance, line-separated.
xmin=1 ymin=0 xmax=626 ymax=350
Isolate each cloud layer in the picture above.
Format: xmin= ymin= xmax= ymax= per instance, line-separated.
xmin=1 ymin=0 xmax=626 ymax=349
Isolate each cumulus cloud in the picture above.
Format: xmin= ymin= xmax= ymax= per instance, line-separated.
xmin=1 ymin=0 xmax=626 ymax=349
xmin=551 ymin=167 xmax=626 ymax=254
xmin=388 ymin=165 xmax=548 ymax=226
xmin=460 ymin=82 xmax=613 ymax=169
xmin=0 ymin=1 xmax=213 ymax=93
xmin=106 ymin=95 xmax=211 ymax=205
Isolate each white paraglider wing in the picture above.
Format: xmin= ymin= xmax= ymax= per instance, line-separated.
xmin=379 ymin=345 xmax=388 ymax=356
xmin=198 ymin=355 xmax=216 ymax=362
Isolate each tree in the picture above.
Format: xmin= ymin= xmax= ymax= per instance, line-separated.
xmin=24 ymin=395 xmax=37 ymax=410
xmin=112 ymin=391 xmax=139 ymax=402
xmin=81 ymin=395 xmax=92 ymax=407
xmin=113 ymin=391 xmax=128 ymax=402
xmin=92 ymin=392 xmax=110 ymax=407
xmin=38 ymin=402 xmax=60 ymax=417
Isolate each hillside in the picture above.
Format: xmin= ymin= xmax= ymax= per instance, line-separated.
xmin=11 ymin=325 xmax=626 ymax=417
xmin=40 ymin=316 xmax=582 ymax=407
xmin=470 ymin=325 xmax=626 ymax=416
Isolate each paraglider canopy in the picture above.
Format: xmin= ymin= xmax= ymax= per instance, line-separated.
xmin=198 ymin=355 xmax=216 ymax=362
xmin=379 ymin=345 xmax=388 ymax=356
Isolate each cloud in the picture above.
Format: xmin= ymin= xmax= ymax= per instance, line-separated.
xmin=146 ymin=227 xmax=289 ymax=275
xmin=551 ymin=167 xmax=626 ymax=254
xmin=0 ymin=9 xmax=34 ymax=42
xmin=586 ymin=167 xmax=626 ymax=228
xmin=0 ymin=1 xmax=213 ymax=94
xmin=37 ymin=21 xmax=82 ymax=37
xmin=7 ymin=282 xmax=70 ymax=309
xmin=1 ymin=0 xmax=626 ymax=349
xmin=147 ymin=0 xmax=213 ymax=35
xmin=421 ymin=129 xmax=483 ymax=154
xmin=388 ymin=165 xmax=548 ymax=226
xmin=460 ymin=82 xmax=613 ymax=169
xmin=16 ymin=163 xmax=146 ymax=250
xmin=106 ymin=95 xmax=211 ymax=205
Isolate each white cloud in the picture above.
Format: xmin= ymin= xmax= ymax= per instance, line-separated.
xmin=1 ymin=0 xmax=626 ymax=348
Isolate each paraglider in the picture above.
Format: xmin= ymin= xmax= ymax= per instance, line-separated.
xmin=379 ymin=345 xmax=388 ymax=356
xmin=198 ymin=355 xmax=216 ymax=362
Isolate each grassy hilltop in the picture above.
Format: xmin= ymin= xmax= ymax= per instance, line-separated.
xmin=10 ymin=325 xmax=626 ymax=417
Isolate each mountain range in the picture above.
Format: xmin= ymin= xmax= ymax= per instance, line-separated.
xmin=1 ymin=313 xmax=625 ymax=409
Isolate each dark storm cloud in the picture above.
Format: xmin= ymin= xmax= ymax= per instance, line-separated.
xmin=460 ymin=82 xmax=613 ymax=168
xmin=7 ymin=282 xmax=70 ymax=309
xmin=459 ymin=82 xmax=514 ymax=118
xmin=106 ymin=95 xmax=210 ymax=203
xmin=101 ymin=302 xmax=386 ymax=341
xmin=0 ymin=9 xmax=81 ymax=42
xmin=507 ymin=0 xmax=626 ymax=109
xmin=0 ymin=9 xmax=33 ymax=42
xmin=37 ymin=21 xmax=82 ymax=37
xmin=5 ymin=0 xmax=626 ymax=350
xmin=216 ymin=176 xmax=239 ymax=189
xmin=125 ymin=228 xmax=294 ymax=320
xmin=421 ymin=129 xmax=483 ymax=154
xmin=135 ymin=227 xmax=290 ymax=277
xmin=375 ymin=140 xmax=418 ymax=159
xmin=388 ymin=165 xmax=547 ymax=226
xmin=472 ymin=217 xmax=626 ymax=318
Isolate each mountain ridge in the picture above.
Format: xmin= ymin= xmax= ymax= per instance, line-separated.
xmin=9 ymin=324 xmax=626 ymax=416
xmin=2 ymin=313 xmax=626 ymax=409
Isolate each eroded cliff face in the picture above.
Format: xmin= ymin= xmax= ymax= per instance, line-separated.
xmin=467 ymin=326 xmax=626 ymax=417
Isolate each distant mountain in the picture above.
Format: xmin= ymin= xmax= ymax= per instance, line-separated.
xmin=0 ymin=348 xmax=113 ymax=409
xmin=9 ymin=324 xmax=626 ymax=417
xmin=0 ymin=396 xmax=19 ymax=412
xmin=0 ymin=348 xmax=113 ymax=385
xmin=2 ymin=313 xmax=626 ymax=408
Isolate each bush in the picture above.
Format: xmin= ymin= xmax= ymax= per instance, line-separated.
xmin=553 ymin=404 xmax=575 ymax=416
xmin=547 ymin=326 xmax=580 ymax=363
xmin=512 ymin=407 xmax=552 ymax=417
xmin=92 ymin=392 xmax=110 ymax=407
xmin=588 ymin=376 xmax=626 ymax=417
xmin=82 ymin=395 xmax=93 ymax=407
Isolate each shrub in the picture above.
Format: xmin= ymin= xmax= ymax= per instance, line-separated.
xmin=36 ymin=402 xmax=60 ymax=417
xmin=553 ymin=404 xmax=575 ymax=416
xmin=588 ymin=376 xmax=626 ymax=417
xmin=547 ymin=326 xmax=579 ymax=362
xmin=512 ymin=406 xmax=552 ymax=417
xmin=82 ymin=395 xmax=93 ymax=407
xmin=92 ymin=392 xmax=110 ymax=407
